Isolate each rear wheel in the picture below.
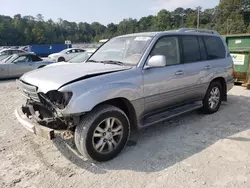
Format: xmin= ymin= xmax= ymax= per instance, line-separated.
xmin=58 ymin=57 xmax=65 ymax=62
xmin=202 ymin=81 xmax=222 ymax=114
xmin=75 ymin=105 xmax=130 ymax=162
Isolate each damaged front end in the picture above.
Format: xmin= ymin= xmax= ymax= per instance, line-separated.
xmin=15 ymin=79 xmax=79 ymax=139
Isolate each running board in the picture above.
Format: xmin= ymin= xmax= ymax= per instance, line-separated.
xmin=142 ymin=102 xmax=203 ymax=127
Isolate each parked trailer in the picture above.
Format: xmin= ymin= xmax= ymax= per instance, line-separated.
xmin=28 ymin=44 xmax=72 ymax=57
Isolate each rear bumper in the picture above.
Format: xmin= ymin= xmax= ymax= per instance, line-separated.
xmin=15 ymin=107 xmax=55 ymax=140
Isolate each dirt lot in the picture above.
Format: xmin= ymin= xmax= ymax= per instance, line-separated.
xmin=0 ymin=80 xmax=250 ymax=188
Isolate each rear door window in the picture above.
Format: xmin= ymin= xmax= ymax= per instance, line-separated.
xmin=13 ymin=55 xmax=30 ymax=63
xmin=203 ymin=36 xmax=226 ymax=60
xmin=180 ymin=36 xmax=201 ymax=63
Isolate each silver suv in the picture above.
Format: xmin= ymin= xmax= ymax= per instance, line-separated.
xmin=15 ymin=28 xmax=234 ymax=162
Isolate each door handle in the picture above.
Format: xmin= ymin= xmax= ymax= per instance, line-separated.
xmin=204 ymin=65 xmax=211 ymax=70
xmin=175 ymin=70 xmax=184 ymax=75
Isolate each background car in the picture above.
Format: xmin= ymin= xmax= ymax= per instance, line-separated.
xmin=68 ymin=48 xmax=96 ymax=63
xmin=48 ymin=48 xmax=86 ymax=62
xmin=0 ymin=49 xmax=26 ymax=61
xmin=0 ymin=53 xmax=54 ymax=79
xmin=44 ymin=48 xmax=96 ymax=68
xmin=18 ymin=46 xmax=29 ymax=52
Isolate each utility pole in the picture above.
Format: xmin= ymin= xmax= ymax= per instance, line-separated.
xmin=227 ymin=19 xmax=232 ymax=35
xmin=227 ymin=19 xmax=229 ymax=35
xmin=180 ymin=13 xmax=185 ymax=27
xmin=197 ymin=6 xmax=201 ymax=29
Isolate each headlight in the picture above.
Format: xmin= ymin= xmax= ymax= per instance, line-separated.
xmin=49 ymin=55 xmax=57 ymax=59
xmin=46 ymin=91 xmax=73 ymax=109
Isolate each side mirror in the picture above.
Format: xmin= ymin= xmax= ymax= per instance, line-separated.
xmin=146 ymin=55 xmax=167 ymax=69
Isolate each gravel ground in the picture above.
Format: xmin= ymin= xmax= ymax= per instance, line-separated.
xmin=0 ymin=80 xmax=250 ymax=188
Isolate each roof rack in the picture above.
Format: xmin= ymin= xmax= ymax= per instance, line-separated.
xmin=177 ymin=28 xmax=219 ymax=35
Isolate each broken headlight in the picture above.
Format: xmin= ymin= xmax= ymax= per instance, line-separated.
xmin=46 ymin=91 xmax=73 ymax=109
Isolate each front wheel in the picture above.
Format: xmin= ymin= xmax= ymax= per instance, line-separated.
xmin=58 ymin=57 xmax=65 ymax=62
xmin=75 ymin=105 xmax=130 ymax=162
xmin=202 ymin=81 xmax=222 ymax=114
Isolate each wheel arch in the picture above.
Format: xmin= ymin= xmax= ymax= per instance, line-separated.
xmin=90 ymin=97 xmax=138 ymax=131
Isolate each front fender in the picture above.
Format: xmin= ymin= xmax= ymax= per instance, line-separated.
xmin=60 ymin=83 xmax=142 ymax=115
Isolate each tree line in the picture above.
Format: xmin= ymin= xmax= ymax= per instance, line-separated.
xmin=0 ymin=0 xmax=249 ymax=46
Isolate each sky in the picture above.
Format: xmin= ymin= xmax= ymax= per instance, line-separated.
xmin=0 ymin=0 xmax=219 ymax=25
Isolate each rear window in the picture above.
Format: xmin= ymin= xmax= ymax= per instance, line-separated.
xmin=203 ymin=36 xmax=225 ymax=60
xmin=181 ymin=36 xmax=201 ymax=63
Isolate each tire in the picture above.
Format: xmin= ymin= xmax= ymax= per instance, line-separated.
xmin=202 ymin=81 xmax=222 ymax=114
xmin=58 ymin=57 xmax=65 ymax=62
xmin=75 ymin=105 xmax=130 ymax=162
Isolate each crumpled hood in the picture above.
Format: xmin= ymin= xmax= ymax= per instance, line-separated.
xmin=20 ymin=62 xmax=131 ymax=93
xmin=45 ymin=62 xmax=69 ymax=67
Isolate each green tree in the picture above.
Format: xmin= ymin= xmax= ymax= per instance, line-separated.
xmin=154 ymin=10 xmax=172 ymax=30
xmin=117 ymin=18 xmax=138 ymax=35
xmin=138 ymin=15 xmax=154 ymax=32
xmin=0 ymin=3 xmax=249 ymax=46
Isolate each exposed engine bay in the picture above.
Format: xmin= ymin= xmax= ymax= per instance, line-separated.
xmin=17 ymin=80 xmax=79 ymax=130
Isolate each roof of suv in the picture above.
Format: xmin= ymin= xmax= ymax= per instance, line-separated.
xmin=116 ymin=31 xmax=171 ymax=38
xmin=12 ymin=52 xmax=36 ymax=56
xmin=116 ymin=28 xmax=220 ymax=38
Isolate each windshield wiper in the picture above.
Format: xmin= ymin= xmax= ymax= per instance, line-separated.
xmin=87 ymin=60 xmax=98 ymax=63
xmin=87 ymin=59 xmax=124 ymax=66
xmin=101 ymin=60 xmax=124 ymax=66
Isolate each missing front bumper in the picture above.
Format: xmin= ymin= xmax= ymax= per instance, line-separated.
xmin=15 ymin=108 xmax=55 ymax=140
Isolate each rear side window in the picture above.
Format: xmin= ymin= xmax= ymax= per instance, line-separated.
xmin=31 ymin=55 xmax=42 ymax=62
xmin=0 ymin=51 xmax=8 ymax=55
xmin=203 ymin=36 xmax=225 ymax=60
xmin=15 ymin=50 xmax=24 ymax=53
xmin=77 ymin=49 xmax=85 ymax=52
xmin=181 ymin=36 xmax=201 ymax=63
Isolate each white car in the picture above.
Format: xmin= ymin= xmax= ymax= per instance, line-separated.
xmin=45 ymin=48 xmax=96 ymax=67
xmin=0 ymin=49 xmax=26 ymax=61
xmin=48 ymin=48 xmax=86 ymax=62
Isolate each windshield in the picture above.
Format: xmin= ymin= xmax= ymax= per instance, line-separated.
xmin=5 ymin=54 xmax=18 ymax=63
xmin=88 ymin=36 xmax=153 ymax=66
xmin=0 ymin=55 xmax=9 ymax=61
xmin=69 ymin=51 xmax=92 ymax=63
xmin=60 ymin=49 xmax=70 ymax=53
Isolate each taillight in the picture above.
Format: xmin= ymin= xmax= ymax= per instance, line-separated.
xmin=232 ymin=62 xmax=235 ymax=77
